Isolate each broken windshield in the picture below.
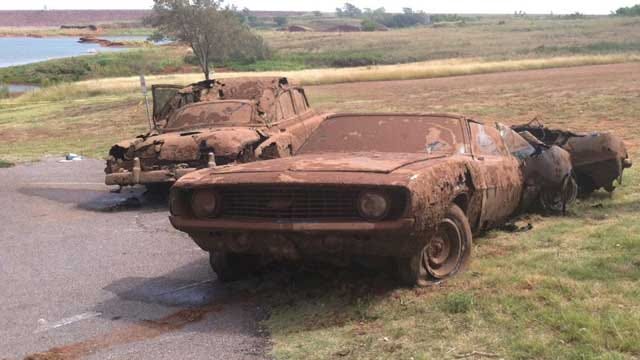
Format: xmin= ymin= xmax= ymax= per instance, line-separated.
xmin=164 ymin=101 xmax=255 ymax=131
xmin=298 ymin=115 xmax=467 ymax=155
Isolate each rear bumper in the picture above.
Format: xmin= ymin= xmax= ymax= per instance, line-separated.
xmin=105 ymin=168 xmax=197 ymax=186
xmin=169 ymin=217 xmax=419 ymax=257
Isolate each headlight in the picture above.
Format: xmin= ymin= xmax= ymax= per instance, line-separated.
xmin=191 ymin=190 xmax=220 ymax=218
xmin=357 ymin=191 xmax=390 ymax=220
xmin=169 ymin=188 xmax=187 ymax=216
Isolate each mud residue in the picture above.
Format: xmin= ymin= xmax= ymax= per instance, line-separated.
xmin=24 ymin=305 xmax=223 ymax=360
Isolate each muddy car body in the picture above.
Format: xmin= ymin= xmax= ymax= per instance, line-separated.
xmin=512 ymin=121 xmax=632 ymax=195
xmin=169 ymin=113 xmax=574 ymax=286
xmin=105 ymin=77 xmax=326 ymax=188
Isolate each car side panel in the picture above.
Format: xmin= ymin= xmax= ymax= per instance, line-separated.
xmin=468 ymin=121 xmax=524 ymax=228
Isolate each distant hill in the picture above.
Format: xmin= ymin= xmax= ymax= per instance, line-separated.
xmin=0 ymin=10 xmax=152 ymax=27
xmin=0 ymin=9 xmax=309 ymax=27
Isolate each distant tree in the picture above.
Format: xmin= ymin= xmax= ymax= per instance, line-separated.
xmin=403 ymin=7 xmax=414 ymax=15
xmin=274 ymin=16 xmax=288 ymax=27
xmin=312 ymin=10 xmax=322 ymax=17
xmin=614 ymin=4 xmax=640 ymax=16
xmin=340 ymin=3 xmax=363 ymax=18
xmin=146 ymin=0 xmax=269 ymax=80
xmin=336 ymin=8 xmax=343 ymax=17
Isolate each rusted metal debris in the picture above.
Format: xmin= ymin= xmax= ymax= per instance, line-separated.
xmin=105 ymin=77 xmax=328 ymax=189
xmin=512 ymin=119 xmax=632 ymax=195
xmin=169 ymin=113 xmax=582 ymax=286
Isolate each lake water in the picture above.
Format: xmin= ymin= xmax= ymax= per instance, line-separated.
xmin=0 ymin=37 xmax=141 ymax=68
xmin=0 ymin=36 xmax=158 ymax=94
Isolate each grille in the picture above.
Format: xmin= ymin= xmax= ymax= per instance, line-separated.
xmin=219 ymin=187 xmax=360 ymax=220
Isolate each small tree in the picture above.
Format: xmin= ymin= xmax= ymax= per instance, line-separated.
xmin=274 ymin=16 xmax=288 ymax=27
xmin=341 ymin=3 xmax=363 ymax=18
xmin=147 ymin=0 xmax=269 ymax=80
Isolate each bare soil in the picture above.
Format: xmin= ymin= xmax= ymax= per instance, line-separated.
xmin=308 ymin=62 xmax=640 ymax=152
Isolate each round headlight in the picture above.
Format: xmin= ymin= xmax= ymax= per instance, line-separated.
xmin=191 ymin=190 xmax=219 ymax=218
xmin=169 ymin=189 xmax=187 ymax=216
xmin=357 ymin=191 xmax=390 ymax=220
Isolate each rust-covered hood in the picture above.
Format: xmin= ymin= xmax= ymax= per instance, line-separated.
xmin=214 ymin=152 xmax=445 ymax=174
xmin=176 ymin=152 xmax=452 ymax=188
xmin=109 ymin=127 xmax=263 ymax=162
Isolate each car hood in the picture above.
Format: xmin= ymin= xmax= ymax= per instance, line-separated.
xmin=109 ymin=127 xmax=263 ymax=162
xmin=214 ymin=152 xmax=445 ymax=174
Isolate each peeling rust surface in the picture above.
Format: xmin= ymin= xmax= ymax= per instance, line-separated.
xmin=105 ymin=77 xmax=326 ymax=187
xmin=513 ymin=120 xmax=632 ymax=193
xmin=170 ymin=113 xmax=570 ymax=264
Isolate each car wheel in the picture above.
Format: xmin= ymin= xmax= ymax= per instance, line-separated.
xmin=397 ymin=204 xmax=472 ymax=287
xmin=209 ymin=252 xmax=258 ymax=282
xmin=540 ymin=174 xmax=578 ymax=213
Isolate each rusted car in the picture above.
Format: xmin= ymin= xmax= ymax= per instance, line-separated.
xmin=512 ymin=120 xmax=632 ymax=195
xmin=105 ymin=77 xmax=326 ymax=189
xmin=169 ymin=113 xmax=574 ymax=286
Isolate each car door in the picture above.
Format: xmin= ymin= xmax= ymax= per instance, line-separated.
xmin=469 ymin=121 xmax=524 ymax=229
xmin=274 ymin=90 xmax=308 ymax=152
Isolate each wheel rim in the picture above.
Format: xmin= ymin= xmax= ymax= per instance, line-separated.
xmin=423 ymin=218 xmax=463 ymax=279
xmin=541 ymin=175 xmax=578 ymax=212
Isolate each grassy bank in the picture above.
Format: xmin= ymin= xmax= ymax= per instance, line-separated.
xmin=257 ymin=61 xmax=640 ymax=360
xmin=0 ymin=47 xmax=192 ymax=85
xmin=50 ymin=53 xmax=640 ymax=92
xmin=262 ymin=171 xmax=640 ymax=359
xmin=2 ymin=16 xmax=640 ymax=85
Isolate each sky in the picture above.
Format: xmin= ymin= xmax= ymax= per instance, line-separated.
xmin=1 ymin=0 xmax=638 ymax=15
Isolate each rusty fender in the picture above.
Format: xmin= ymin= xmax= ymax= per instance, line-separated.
xmin=254 ymin=133 xmax=294 ymax=159
xmin=406 ymin=159 xmax=478 ymax=238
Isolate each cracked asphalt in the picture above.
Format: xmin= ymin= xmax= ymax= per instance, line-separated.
xmin=0 ymin=158 xmax=267 ymax=359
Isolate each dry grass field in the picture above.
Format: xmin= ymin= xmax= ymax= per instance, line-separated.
xmin=262 ymin=16 xmax=640 ymax=64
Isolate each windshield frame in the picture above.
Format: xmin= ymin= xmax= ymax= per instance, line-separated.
xmin=162 ymin=100 xmax=258 ymax=132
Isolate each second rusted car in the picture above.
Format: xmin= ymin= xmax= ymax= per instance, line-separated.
xmin=513 ymin=120 xmax=632 ymax=195
xmin=169 ymin=113 xmax=574 ymax=286
xmin=105 ymin=77 xmax=326 ymax=190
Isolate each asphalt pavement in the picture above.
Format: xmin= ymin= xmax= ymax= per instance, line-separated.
xmin=0 ymin=158 xmax=267 ymax=359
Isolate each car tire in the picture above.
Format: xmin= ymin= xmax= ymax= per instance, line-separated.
xmin=397 ymin=204 xmax=472 ymax=287
xmin=209 ymin=252 xmax=258 ymax=282
xmin=540 ymin=174 xmax=578 ymax=213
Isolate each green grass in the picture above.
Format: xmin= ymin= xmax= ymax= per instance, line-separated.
xmin=0 ymin=159 xmax=14 ymax=168
xmin=249 ymin=61 xmax=640 ymax=359
xmin=260 ymin=167 xmax=640 ymax=360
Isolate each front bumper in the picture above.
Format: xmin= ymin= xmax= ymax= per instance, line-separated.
xmin=105 ymin=167 xmax=197 ymax=186
xmin=169 ymin=216 xmax=419 ymax=258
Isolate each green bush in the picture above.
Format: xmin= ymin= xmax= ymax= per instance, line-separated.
xmin=0 ymin=159 xmax=15 ymax=168
xmin=0 ymin=84 xmax=9 ymax=99
xmin=361 ymin=19 xmax=378 ymax=32
xmin=614 ymin=4 xmax=640 ymax=16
